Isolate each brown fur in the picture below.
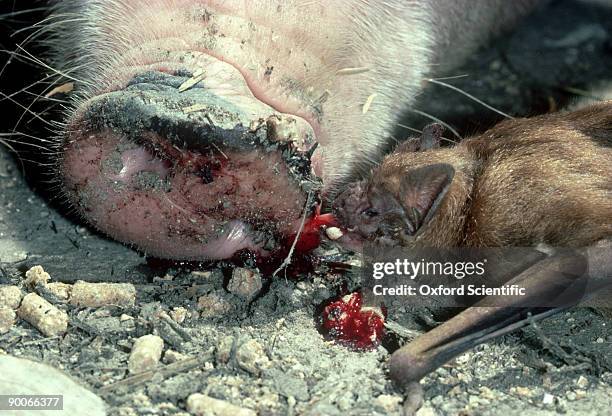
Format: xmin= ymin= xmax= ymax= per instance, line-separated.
xmin=334 ymin=102 xmax=612 ymax=248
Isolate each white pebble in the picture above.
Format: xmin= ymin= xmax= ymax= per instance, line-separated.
xmin=576 ymin=375 xmax=589 ymax=389
xmin=24 ymin=265 xmax=50 ymax=288
xmin=128 ymin=334 xmax=164 ymax=374
xmin=0 ymin=307 xmax=16 ymax=334
xmin=70 ymin=281 xmax=136 ymax=308
xmin=186 ymin=394 xmax=256 ymax=416
xmin=17 ymin=293 xmax=68 ymax=336
xmin=0 ymin=285 xmax=22 ymax=309
xmin=325 ymin=226 xmax=344 ymax=240
xmin=235 ymin=338 xmax=270 ymax=375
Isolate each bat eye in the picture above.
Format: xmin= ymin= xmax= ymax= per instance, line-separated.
xmin=362 ymin=208 xmax=379 ymax=218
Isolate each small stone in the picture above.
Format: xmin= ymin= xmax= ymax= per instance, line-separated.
xmin=0 ymin=355 xmax=106 ymax=416
xmin=269 ymin=369 xmax=309 ymax=401
xmin=512 ymin=386 xmax=533 ymax=397
xmin=70 ymin=281 xmax=136 ymax=308
xmin=468 ymin=395 xmax=480 ymax=404
xmin=235 ymin=338 xmax=270 ymax=375
xmin=566 ymin=391 xmax=577 ymax=401
xmin=431 ymin=395 xmax=444 ymax=405
xmin=24 ymin=265 xmax=50 ymax=288
xmin=0 ymin=285 xmax=22 ymax=309
xmin=542 ymin=393 xmax=554 ymax=405
xmin=375 ymin=394 xmax=402 ymax=413
xmin=448 ymin=385 xmax=463 ymax=397
xmin=455 ymin=352 xmax=471 ymax=364
xmin=227 ymin=268 xmax=262 ymax=302
xmin=575 ymin=375 xmax=589 ymax=389
xmin=186 ymin=394 xmax=256 ymax=416
xmin=190 ymin=271 xmax=212 ymax=280
xmin=0 ymin=307 xmax=16 ymax=334
xmin=163 ymin=349 xmax=190 ymax=364
xmin=120 ymin=314 xmax=133 ymax=322
xmin=216 ymin=336 xmax=235 ymax=364
xmin=596 ymin=337 xmax=604 ymax=343
xmin=128 ymin=334 xmax=164 ymax=374
xmin=153 ymin=274 xmax=174 ymax=282
xmin=197 ymin=292 xmax=232 ymax=317
xmin=325 ymin=227 xmax=343 ymax=240
xmin=46 ymin=282 xmax=72 ymax=302
xmin=574 ymin=389 xmax=587 ymax=400
xmin=479 ymin=386 xmax=495 ymax=400
xmin=415 ymin=405 xmax=436 ymax=416
xmin=17 ymin=293 xmax=68 ymax=336
xmin=170 ymin=307 xmax=187 ymax=323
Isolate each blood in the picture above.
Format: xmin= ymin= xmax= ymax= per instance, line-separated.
xmin=289 ymin=205 xmax=338 ymax=252
xmin=318 ymin=291 xmax=386 ymax=350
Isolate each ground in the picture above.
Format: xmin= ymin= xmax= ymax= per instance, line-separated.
xmin=0 ymin=0 xmax=611 ymax=415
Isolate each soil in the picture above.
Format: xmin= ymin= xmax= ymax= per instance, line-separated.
xmin=0 ymin=1 xmax=611 ymax=415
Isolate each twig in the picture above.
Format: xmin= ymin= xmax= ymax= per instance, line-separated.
xmin=272 ymin=191 xmax=313 ymax=278
xmin=98 ymin=351 xmax=213 ymax=394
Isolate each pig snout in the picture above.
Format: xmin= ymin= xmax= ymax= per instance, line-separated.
xmin=61 ymin=70 xmax=319 ymax=260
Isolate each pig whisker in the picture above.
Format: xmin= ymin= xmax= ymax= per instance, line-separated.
xmin=425 ymin=78 xmax=514 ymax=120
xmin=335 ymin=67 xmax=370 ymax=76
xmin=24 ymin=89 xmax=71 ymax=105
xmin=406 ymin=109 xmax=462 ymax=142
xmin=395 ymin=125 xmax=457 ymax=145
xmin=0 ymin=132 xmax=54 ymax=148
xmin=0 ymin=134 xmax=60 ymax=174
xmin=0 ymin=91 xmax=56 ymax=130
xmin=427 ymin=74 xmax=469 ymax=82
xmin=0 ymin=7 xmax=49 ymax=22
xmin=23 ymin=103 xmax=63 ymax=128
xmin=0 ymin=73 xmax=57 ymax=103
xmin=396 ymin=123 xmax=422 ymax=135
xmin=11 ymin=45 xmax=93 ymax=87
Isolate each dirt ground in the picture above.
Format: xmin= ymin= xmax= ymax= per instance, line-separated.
xmin=0 ymin=1 xmax=611 ymax=415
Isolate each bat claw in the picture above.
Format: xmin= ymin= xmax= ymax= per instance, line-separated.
xmin=401 ymin=381 xmax=424 ymax=416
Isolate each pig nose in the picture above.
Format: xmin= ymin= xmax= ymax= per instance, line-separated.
xmin=60 ymin=70 xmax=321 ymax=261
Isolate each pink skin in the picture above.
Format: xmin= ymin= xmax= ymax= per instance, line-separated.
xmin=63 ymin=129 xmax=307 ymax=259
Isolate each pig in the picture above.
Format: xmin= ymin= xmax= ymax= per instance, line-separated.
xmin=45 ymin=0 xmax=546 ymax=260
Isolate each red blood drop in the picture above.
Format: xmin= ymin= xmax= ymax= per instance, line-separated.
xmin=320 ymin=291 xmax=385 ymax=350
xmin=291 ymin=205 xmax=338 ymax=252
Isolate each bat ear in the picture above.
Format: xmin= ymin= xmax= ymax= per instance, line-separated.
xmin=419 ymin=123 xmax=444 ymax=150
xmin=399 ymin=163 xmax=455 ymax=234
xmin=394 ymin=123 xmax=445 ymax=154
